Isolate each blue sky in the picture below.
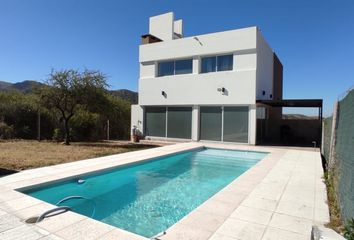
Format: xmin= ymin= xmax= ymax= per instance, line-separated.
xmin=0 ymin=0 xmax=353 ymax=116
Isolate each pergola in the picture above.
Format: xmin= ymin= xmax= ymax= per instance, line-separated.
xmin=256 ymin=99 xmax=323 ymax=120
xmin=256 ymin=99 xmax=323 ymax=147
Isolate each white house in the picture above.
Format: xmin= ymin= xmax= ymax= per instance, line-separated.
xmin=131 ymin=12 xmax=283 ymax=145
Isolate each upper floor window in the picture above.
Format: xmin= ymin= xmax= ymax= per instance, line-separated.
xmin=201 ymin=54 xmax=233 ymax=73
xmin=158 ymin=59 xmax=193 ymax=77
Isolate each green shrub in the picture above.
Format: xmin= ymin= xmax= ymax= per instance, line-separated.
xmin=70 ymin=109 xmax=101 ymax=141
xmin=0 ymin=122 xmax=14 ymax=139
xmin=52 ymin=128 xmax=62 ymax=142
xmin=344 ymin=218 xmax=354 ymax=240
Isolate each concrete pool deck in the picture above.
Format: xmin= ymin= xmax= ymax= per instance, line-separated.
xmin=0 ymin=142 xmax=329 ymax=240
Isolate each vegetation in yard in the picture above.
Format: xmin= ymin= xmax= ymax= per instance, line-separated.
xmin=0 ymin=69 xmax=132 ymax=143
xmin=324 ymin=166 xmax=344 ymax=233
xmin=0 ymin=140 xmax=157 ymax=171
xmin=344 ymin=218 xmax=354 ymax=240
xmin=39 ymin=69 xmax=108 ymax=145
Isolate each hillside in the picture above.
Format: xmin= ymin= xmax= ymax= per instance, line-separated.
xmin=110 ymin=89 xmax=138 ymax=104
xmin=283 ymin=114 xmax=318 ymax=120
xmin=0 ymin=80 xmax=138 ymax=104
xmin=0 ymin=80 xmax=45 ymax=93
xmin=0 ymin=81 xmax=13 ymax=90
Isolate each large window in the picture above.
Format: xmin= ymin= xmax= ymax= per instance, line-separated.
xmin=200 ymin=106 xmax=249 ymax=143
xmin=145 ymin=107 xmax=166 ymax=137
xmin=145 ymin=107 xmax=192 ymax=139
xmin=167 ymin=107 xmax=192 ymax=139
xmin=200 ymin=107 xmax=222 ymax=141
xmin=175 ymin=60 xmax=193 ymax=75
xmin=157 ymin=59 xmax=193 ymax=77
xmin=158 ymin=62 xmax=174 ymax=77
xmin=201 ymin=54 xmax=233 ymax=73
xmin=217 ymin=55 xmax=233 ymax=71
xmin=201 ymin=57 xmax=216 ymax=73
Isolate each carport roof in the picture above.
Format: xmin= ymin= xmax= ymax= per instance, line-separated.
xmin=256 ymin=99 xmax=323 ymax=108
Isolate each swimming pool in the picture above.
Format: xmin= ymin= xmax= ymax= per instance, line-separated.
xmin=23 ymin=148 xmax=267 ymax=238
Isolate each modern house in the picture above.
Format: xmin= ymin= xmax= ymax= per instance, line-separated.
xmin=131 ymin=12 xmax=322 ymax=145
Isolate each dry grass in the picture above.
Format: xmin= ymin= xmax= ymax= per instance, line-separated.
xmin=0 ymin=140 xmax=158 ymax=171
xmin=324 ymin=167 xmax=344 ymax=234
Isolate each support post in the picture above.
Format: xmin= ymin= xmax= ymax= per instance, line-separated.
xmin=328 ymin=101 xmax=338 ymax=169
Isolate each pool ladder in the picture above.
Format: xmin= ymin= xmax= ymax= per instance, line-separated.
xmin=28 ymin=195 xmax=95 ymax=223
xmin=55 ymin=195 xmax=96 ymax=218
xmin=151 ymin=231 xmax=167 ymax=239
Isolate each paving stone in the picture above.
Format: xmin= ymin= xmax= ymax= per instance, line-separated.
xmin=0 ymin=225 xmax=49 ymax=240
xmin=0 ymin=213 xmax=23 ymax=233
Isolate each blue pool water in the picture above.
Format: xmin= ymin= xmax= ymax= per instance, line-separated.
xmin=23 ymin=148 xmax=267 ymax=237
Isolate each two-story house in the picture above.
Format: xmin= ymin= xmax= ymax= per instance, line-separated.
xmin=131 ymin=12 xmax=283 ymax=145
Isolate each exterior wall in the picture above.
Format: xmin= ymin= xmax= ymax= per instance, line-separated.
xmin=191 ymin=106 xmax=199 ymax=141
xmin=140 ymin=62 xmax=155 ymax=79
xmin=173 ymin=19 xmax=183 ymax=37
xmin=149 ymin=12 xmax=174 ymax=41
xmin=256 ymin=30 xmax=274 ymax=100
xmin=139 ymin=69 xmax=256 ymax=106
xmin=130 ymin=105 xmax=144 ymax=138
xmin=140 ymin=27 xmax=257 ymax=62
xmin=249 ymin=105 xmax=257 ymax=144
xmin=273 ymin=53 xmax=283 ymax=101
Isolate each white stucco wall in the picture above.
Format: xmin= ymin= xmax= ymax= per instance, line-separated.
xmin=140 ymin=62 xmax=155 ymax=79
xmin=149 ymin=12 xmax=174 ymax=41
xmin=131 ymin=105 xmax=144 ymax=137
xmin=191 ymin=106 xmax=199 ymax=141
xmin=139 ymin=69 xmax=256 ymax=105
xmin=249 ymin=105 xmax=257 ymax=145
xmin=174 ymin=19 xmax=183 ymax=37
xmin=140 ymin=27 xmax=257 ymax=62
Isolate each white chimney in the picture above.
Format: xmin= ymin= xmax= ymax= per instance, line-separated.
xmin=149 ymin=12 xmax=183 ymax=41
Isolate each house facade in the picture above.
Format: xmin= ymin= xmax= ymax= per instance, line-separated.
xmin=131 ymin=12 xmax=283 ymax=145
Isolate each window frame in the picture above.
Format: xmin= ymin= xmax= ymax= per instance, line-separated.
xmin=200 ymin=53 xmax=234 ymax=74
xmin=199 ymin=105 xmax=249 ymax=143
xmin=144 ymin=106 xmax=193 ymax=140
xmin=157 ymin=58 xmax=193 ymax=77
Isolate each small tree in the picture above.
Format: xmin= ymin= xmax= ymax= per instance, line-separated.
xmin=39 ymin=69 xmax=107 ymax=145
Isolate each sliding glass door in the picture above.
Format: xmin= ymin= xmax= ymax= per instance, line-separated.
xmin=200 ymin=107 xmax=222 ymax=141
xmin=200 ymin=106 xmax=249 ymax=143
xmin=223 ymin=107 xmax=249 ymax=143
xmin=145 ymin=107 xmax=166 ymax=137
xmin=167 ymin=107 xmax=192 ymax=139
xmin=144 ymin=106 xmax=192 ymax=139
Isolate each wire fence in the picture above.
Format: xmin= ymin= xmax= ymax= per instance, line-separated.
xmin=322 ymin=88 xmax=354 ymax=222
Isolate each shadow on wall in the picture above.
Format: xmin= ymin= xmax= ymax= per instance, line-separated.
xmin=258 ymin=118 xmax=321 ymax=147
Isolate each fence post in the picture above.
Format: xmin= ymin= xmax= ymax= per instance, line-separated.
xmin=328 ymin=101 xmax=339 ymax=169
xmin=37 ymin=110 xmax=41 ymax=141
xmin=107 ymin=119 xmax=110 ymax=141
xmin=321 ymin=119 xmax=325 ymax=151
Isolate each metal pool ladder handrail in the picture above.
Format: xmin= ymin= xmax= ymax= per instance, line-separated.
xmin=36 ymin=206 xmax=71 ymax=223
xmin=56 ymin=195 xmax=96 ymax=218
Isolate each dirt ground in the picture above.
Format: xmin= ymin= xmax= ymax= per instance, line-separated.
xmin=0 ymin=140 xmax=159 ymax=172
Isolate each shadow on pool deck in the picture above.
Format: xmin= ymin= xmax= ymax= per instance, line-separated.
xmin=0 ymin=168 xmax=18 ymax=177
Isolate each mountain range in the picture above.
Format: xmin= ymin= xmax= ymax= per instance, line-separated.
xmin=0 ymin=80 xmax=138 ymax=104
